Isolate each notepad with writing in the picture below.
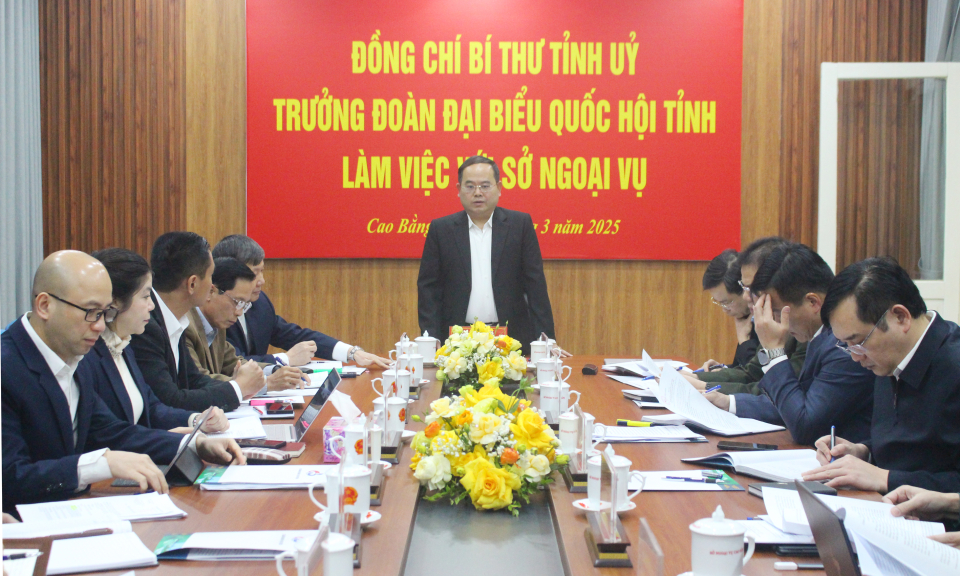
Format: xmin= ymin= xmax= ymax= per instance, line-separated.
xmin=681 ymin=449 xmax=820 ymax=482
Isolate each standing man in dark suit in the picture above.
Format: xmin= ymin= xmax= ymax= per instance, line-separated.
xmin=417 ymin=156 xmax=562 ymax=356
xmin=2 ymin=251 xmax=243 ymax=512
xmin=703 ymin=243 xmax=876 ymax=446
xmin=130 ymin=232 xmax=264 ymax=413
xmin=212 ymin=235 xmax=390 ymax=368
xmin=804 ymin=257 xmax=960 ymax=494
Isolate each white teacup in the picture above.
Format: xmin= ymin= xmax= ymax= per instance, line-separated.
xmin=398 ymin=354 xmax=424 ymax=382
xmin=558 ymin=412 xmax=579 ymax=455
xmin=382 ymin=369 xmax=412 ymax=399
xmin=590 ymin=423 xmax=607 ymax=454
xmin=415 ymin=334 xmax=439 ymax=363
xmin=309 ymin=464 xmax=372 ymax=519
xmin=535 ymin=358 xmax=556 ymax=384
xmin=539 ymin=380 xmax=562 ymax=421
xmin=384 ymin=396 xmax=407 ymax=433
xmin=560 ymin=385 xmax=580 ymax=414
xmin=321 ymin=533 xmax=355 ymax=576
xmin=555 ymin=363 xmax=573 ymax=383
xmin=689 ymin=505 xmax=755 ymax=576
xmin=330 ymin=422 xmax=367 ymax=467
xmin=530 ymin=341 xmax=548 ymax=363
xmin=611 ymin=455 xmax=645 ymax=511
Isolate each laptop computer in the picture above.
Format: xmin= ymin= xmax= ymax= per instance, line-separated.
xmin=795 ymin=480 xmax=861 ymax=576
xmin=262 ymin=368 xmax=341 ymax=441
xmin=112 ymin=408 xmax=211 ymax=488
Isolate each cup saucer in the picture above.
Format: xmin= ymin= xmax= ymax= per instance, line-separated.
xmin=420 ymin=379 xmax=430 ymax=385
xmin=375 ymin=461 xmax=392 ymax=470
xmin=572 ymin=498 xmax=611 ymax=512
xmin=401 ymin=429 xmax=416 ymax=439
xmin=360 ymin=510 xmax=381 ymax=525
xmin=617 ymin=501 xmax=637 ymax=512
xmin=531 ymin=383 xmax=541 ymax=390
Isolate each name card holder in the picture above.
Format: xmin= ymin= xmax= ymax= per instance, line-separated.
xmin=585 ymin=446 xmax=632 ymax=568
xmin=560 ymin=404 xmax=589 ymax=493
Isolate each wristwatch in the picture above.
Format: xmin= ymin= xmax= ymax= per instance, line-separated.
xmin=347 ymin=345 xmax=363 ymax=363
xmin=758 ymin=347 xmax=786 ymax=366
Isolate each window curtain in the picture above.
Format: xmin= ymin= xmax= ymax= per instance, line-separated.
xmin=919 ymin=0 xmax=960 ymax=279
xmin=0 ymin=0 xmax=43 ymax=328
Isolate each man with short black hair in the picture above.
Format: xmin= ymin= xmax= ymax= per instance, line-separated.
xmin=700 ymin=249 xmax=758 ymax=368
xmin=131 ymin=232 xmax=254 ymax=412
xmin=803 ymin=257 xmax=960 ymax=494
xmin=212 ymin=235 xmax=389 ymax=368
xmin=184 ymin=258 xmax=306 ymax=393
xmin=417 ymin=156 xmax=560 ymax=355
xmin=703 ymin=243 xmax=875 ymax=446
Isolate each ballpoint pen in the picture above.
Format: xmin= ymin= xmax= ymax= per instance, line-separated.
xmin=830 ymin=425 xmax=836 ymax=462
xmin=664 ymin=476 xmax=720 ymax=483
xmin=702 ymin=385 xmax=721 ymax=394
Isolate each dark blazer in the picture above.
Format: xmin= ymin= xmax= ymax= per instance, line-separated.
xmin=734 ymin=325 xmax=875 ymax=446
xmin=867 ymin=314 xmax=960 ymax=493
xmin=129 ymin=292 xmax=240 ymax=412
xmin=2 ymin=318 xmax=182 ymax=512
xmin=226 ymin=291 xmax=338 ymax=363
xmin=85 ymin=338 xmax=192 ymax=430
xmin=732 ymin=325 xmax=760 ymax=368
xmin=417 ymin=207 xmax=556 ymax=355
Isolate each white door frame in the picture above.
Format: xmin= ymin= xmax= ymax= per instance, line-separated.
xmin=818 ymin=62 xmax=960 ymax=322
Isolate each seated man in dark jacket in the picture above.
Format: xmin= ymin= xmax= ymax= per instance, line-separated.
xmin=212 ymin=234 xmax=389 ymax=367
xmin=2 ymin=251 xmax=242 ymax=513
xmin=703 ymin=243 xmax=876 ymax=446
xmin=131 ymin=232 xmax=265 ymax=413
xmin=805 ymin=257 xmax=960 ymax=495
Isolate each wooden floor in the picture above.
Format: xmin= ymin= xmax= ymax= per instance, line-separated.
xmin=85 ymin=356 xmax=877 ymax=575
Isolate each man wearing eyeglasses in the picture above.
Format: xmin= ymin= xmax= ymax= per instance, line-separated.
xmin=417 ymin=155 xmax=560 ymax=356
xmin=184 ymin=257 xmax=305 ymax=394
xmin=131 ymin=232 xmax=251 ymax=412
xmin=701 ymin=243 xmax=875 ymax=446
xmin=802 ymin=257 xmax=960 ymax=494
xmin=2 ymin=251 xmax=244 ymax=512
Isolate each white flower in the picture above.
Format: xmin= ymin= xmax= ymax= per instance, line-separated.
xmin=443 ymin=351 xmax=468 ymax=379
xmin=414 ymin=454 xmax=452 ymax=490
xmin=469 ymin=412 xmax=504 ymax=445
xmin=523 ymin=454 xmax=551 ymax=483
xmin=503 ymin=351 xmax=527 ymax=381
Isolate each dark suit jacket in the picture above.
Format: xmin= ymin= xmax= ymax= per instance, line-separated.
xmin=734 ymin=325 xmax=875 ymax=446
xmin=85 ymin=338 xmax=192 ymax=430
xmin=226 ymin=291 xmax=338 ymax=363
xmin=2 ymin=318 xmax=182 ymax=512
xmin=732 ymin=325 xmax=760 ymax=368
xmin=129 ymin=292 xmax=241 ymax=412
xmin=867 ymin=314 xmax=960 ymax=493
xmin=417 ymin=207 xmax=556 ymax=355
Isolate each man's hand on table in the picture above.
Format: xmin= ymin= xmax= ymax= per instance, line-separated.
xmin=285 ymin=341 xmax=317 ymax=366
xmin=883 ymin=485 xmax=960 ymax=522
xmin=268 ymin=366 xmax=307 ymax=391
xmin=801 ymin=435 xmax=887 ymax=492
xmin=196 ymin=437 xmax=246 ymax=466
xmin=704 ymin=391 xmax=731 ymax=411
xmin=355 ymin=350 xmax=391 ymax=368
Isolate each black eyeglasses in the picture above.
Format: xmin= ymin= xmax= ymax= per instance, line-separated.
xmin=47 ymin=293 xmax=118 ymax=323
xmin=836 ymin=311 xmax=887 ymax=356
xmin=217 ymin=289 xmax=253 ymax=314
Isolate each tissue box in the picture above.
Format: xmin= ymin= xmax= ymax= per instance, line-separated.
xmin=323 ymin=417 xmax=348 ymax=463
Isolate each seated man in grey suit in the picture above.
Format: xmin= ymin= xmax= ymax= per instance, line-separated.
xmin=417 ymin=156 xmax=565 ymax=356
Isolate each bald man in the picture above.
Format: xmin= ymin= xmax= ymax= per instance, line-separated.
xmin=2 ymin=251 xmax=245 ymax=514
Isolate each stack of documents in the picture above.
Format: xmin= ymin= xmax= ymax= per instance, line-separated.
xmin=761 ymin=487 xmax=946 ymax=538
xmin=17 ymin=492 xmax=187 ymax=522
xmin=196 ymin=464 xmax=337 ymax=490
xmin=732 ymin=519 xmax=814 ymax=545
xmin=595 ymin=425 xmax=706 ymax=443
xmin=681 ymin=449 xmax=820 ymax=482
xmin=2 ymin=517 xmax=132 ymax=539
xmin=644 ymin=367 xmax=785 ymax=436
xmin=47 ymin=533 xmax=157 ymax=575
xmin=205 ymin=415 xmax=267 ymax=439
xmin=154 ymin=531 xmax=319 ymax=560
xmin=602 ymin=352 xmax=688 ymax=377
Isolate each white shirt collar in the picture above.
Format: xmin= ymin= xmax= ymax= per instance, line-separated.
xmin=153 ymin=288 xmax=190 ymax=338
xmin=196 ymin=307 xmax=217 ymax=347
xmin=21 ymin=313 xmax=83 ymax=378
xmin=467 ymin=216 xmax=493 ymax=232
xmin=894 ymin=311 xmax=936 ymax=378
xmin=813 ymin=325 xmax=824 ymax=340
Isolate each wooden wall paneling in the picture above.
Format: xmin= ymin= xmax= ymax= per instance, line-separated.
xmin=740 ymin=0 xmax=783 ymax=242
xmin=39 ymin=0 xmax=186 ymax=257
xmin=779 ymin=0 xmax=926 ymax=259
xmin=184 ymin=0 xmax=247 ymax=241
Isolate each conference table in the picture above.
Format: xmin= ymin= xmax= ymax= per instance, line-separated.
xmin=86 ymin=355 xmax=878 ymax=576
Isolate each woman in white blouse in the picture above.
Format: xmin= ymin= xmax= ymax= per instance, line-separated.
xmin=86 ymin=248 xmax=228 ymax=433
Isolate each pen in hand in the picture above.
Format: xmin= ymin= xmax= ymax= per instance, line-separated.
xmin=829 ymin=425 xmax=836 ymax=463
xmin=702 ymin=385 xmax=721 ymax=394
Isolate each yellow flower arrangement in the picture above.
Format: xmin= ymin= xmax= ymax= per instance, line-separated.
xmin=409 ymin=383 xmax=566 ymax=515
xmin=434 ymin=321 xmax=527 ymax=393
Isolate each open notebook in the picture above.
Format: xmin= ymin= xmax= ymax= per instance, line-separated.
xmin=681 ymin=449 xmax=820 ymax=482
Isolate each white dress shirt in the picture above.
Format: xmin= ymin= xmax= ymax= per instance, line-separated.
xmin=893 ymin=311 xmax=936 ymax=378
xmin=465 ymin=216 xmax=499 ymax=324
xmin=21 ymin=315 xmax=111 ymax=487
xmin=153 ymin=289 xmax=190 ymax=369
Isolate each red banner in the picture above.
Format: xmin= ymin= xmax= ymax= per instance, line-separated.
xmin=246 ymin=0 xmax=743 ymax=260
